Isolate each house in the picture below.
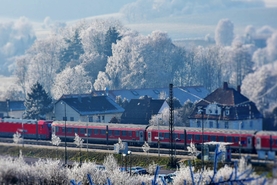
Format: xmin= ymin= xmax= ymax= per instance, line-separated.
xmin=0 ymin=100 xmax=25 ymax=119
xmin=92 ymin=86 xmax=209 ymax=105
xmin=120 ymin=96 xmax=168 ymax=125
xmin=54 ymin=94 xmax=124 ymax=123
xmin=189 ymin=82 xmax=263 ymax=131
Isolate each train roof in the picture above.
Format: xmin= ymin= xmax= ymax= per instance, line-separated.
xmin=255 ymin=130 xmax=277 ymax=136
xmin=147 ymin=125 xmax=257 ymax=135
xmin=52 ymin=121 xmax=147 ymax=129
xmin=1 ymin=118 xmax=38 ymax=124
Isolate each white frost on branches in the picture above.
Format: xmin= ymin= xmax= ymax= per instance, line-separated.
xmin=74 ymin=133 xmax=84 ymax=148
xmin=50 ymin=133 xmax=61 ymax=146
xmin=13 ymin=131 xmax=22 ymax=144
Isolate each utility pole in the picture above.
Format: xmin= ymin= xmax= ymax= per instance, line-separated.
xmin=169 ymin=84 xmax=174 ymax=168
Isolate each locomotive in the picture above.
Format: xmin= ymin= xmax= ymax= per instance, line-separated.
xmin=0 ymin=118 xmax=276 ymax=155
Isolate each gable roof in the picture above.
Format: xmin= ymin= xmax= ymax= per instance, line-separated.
xmin=58 ymin=94 xmax=124 ymax=115
xmin=92 ymin=86 xmax=209 ymax=105
xmin=190 ymin=82 xmax=262 ymax=120
xmin=121 ymin=96 xmax=166 ymax=124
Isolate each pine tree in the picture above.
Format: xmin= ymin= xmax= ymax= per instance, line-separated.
xmin=103 ymin=27 xmax=122 ymax=57
xmin=59 ymin=30 xmax=84 ymax=70
xmin=23 ymin=82 xmax=53 ymax=119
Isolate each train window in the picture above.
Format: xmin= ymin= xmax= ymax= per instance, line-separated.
xmin=187 ymin=134 xmax=192 ymax=140
xmin=122 ymin=131 xmax=127 ymax=136
xmin=180 ymin=134 xmax=184 ymax=140
xmin=159 ymin=133 xmax=163 ymax=138
xmin=88 ymin=129 xmax=92 ymax=135
xmin=204 ymin=135 xmax=208 ymax=141
xmin=275 ymin=139 xmax=277 ymax=145
xmin=227 ymin=136 xmax=232 ymax=142
xmin=80 ymin=128 xmax=85 ymax=134
xmin=114 ymin=130 xmax=120 ymax=136
xmin=195 ymin=135 xmax=200 ymax=140
xmin=94 ymin=129 xmax=99 ymax=135
xmin=100 ymin=130 xmax=105 ymax=135
xmin=74 ymin=128 xmax=78 ymax=134
xmin=128 ymin=131 xmax=132 ymax=137
xmin=164 ymin=133 xmax=169 ymax=139
xmin=108 ymin=130 xmax=112 ymax=135
xmin=218 ymin=136 xmax=225 ymax=141
xmin=136 ymin=131 xmax=139 ymax=137
xmin=67 ymin=128 xmax=72 ymax=133
xmin=234 ymin=137 xmax=239 ymax=143
xmin=210 ymin=136 xmax=216 ymax=141
xmin=62 ymin=127 xmax=65 ymax=133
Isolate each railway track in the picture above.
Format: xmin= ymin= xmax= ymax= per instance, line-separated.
xmin=0 ymin=137 xmax=273 ymax=162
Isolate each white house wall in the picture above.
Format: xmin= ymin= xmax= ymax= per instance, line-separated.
xmin=189 ymin=118 xmax=263 ymax=131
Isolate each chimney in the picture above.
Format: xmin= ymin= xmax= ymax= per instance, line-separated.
xmin=223 ymin=82 xmax=228 ymax=90
xmin=237 ymin=85 xmax=241 ymax=93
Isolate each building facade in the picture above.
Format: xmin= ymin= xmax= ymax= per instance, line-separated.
xmin=189 ymin=82 xmax=263 ymax=131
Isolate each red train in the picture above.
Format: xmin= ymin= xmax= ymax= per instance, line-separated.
xmin=1 ymin=118 xmax=277 ymax=155
xmin=0 ymin=118 xmax=52 ymax=140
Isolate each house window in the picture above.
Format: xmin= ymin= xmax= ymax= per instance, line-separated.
xmin=89 ymin=117 xmax=93 ymax=122
xmin=250 ymin=121 xmax=253 ymax=128
xmin=225 ymin=110 xmax=230 ymax=115
xmin=197 ymin=121 xmax=201 ymax=128
xmin=70 ymin=117 xmax=74 ymax=121
xmin=97 ymin=116 xmax=101 ymax=122
xmin=216 ymin=122 xmax=219 ymax=128
xmin=102 ymin=116 xmax=105 ymax=121
xmin=241 ymin=122 xmax=244 ymax=129
xmin=215 ymin=110 xmax=218 ymax=114
xmin=63 ymin=117 xmax=67 ymax=121
xmin=225 ymin=122 xmax=229 ymax=129
xmin=209 ymin=121 xmax=213 ymax=128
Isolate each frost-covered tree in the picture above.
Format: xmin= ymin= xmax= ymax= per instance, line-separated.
xmin=215 ymin=19 xmax=234 ymax=46
xmin=59 ymin=29 xmax=84 ymax=70
xmin=16 ymin=34 xmax=64 ymax=94
xmin=50 ymin=133 xmax=61 ymax=159
xmin=51 ymin=65 xmax=92 ymax=99
xmin=94 ymin=30 xmax=179 ymax=90
xmin=241 ymin=61 xmax=277 ymax=113
xmin=23 ymin=82 xmax=53 ymax=119
xmin=73 ymin=133 xmax=84 ymax=165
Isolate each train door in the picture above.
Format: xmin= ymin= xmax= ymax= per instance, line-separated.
xmin=139 ymin=131 xmax=144 ymax=142
xmin=247 ymin=136 xmax=252 ymax=149
xmin=255 ymin=137 xmax=261 ymax=150
xmin=147 ymin=131 xmax=152 ymax=142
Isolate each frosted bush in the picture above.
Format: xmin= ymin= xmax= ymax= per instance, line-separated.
xmin=0 ymin=148 xmax=268 ymax=185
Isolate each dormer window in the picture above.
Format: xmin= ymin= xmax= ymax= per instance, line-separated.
xmin=225 ymin=109 xmax=230 ymax=115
